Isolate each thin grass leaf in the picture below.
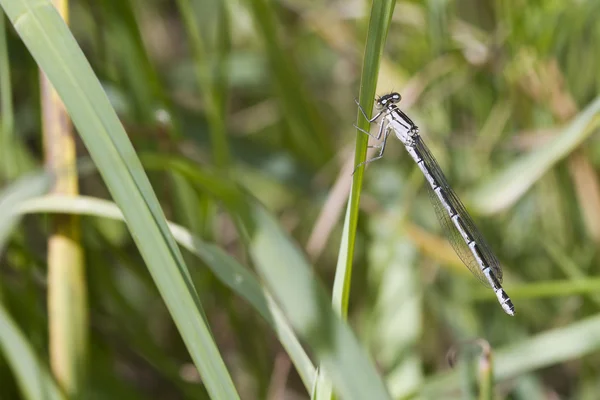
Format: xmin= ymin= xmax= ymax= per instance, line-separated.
xmin=0 ymin=1 xmax=239 ymax=397
xmin=0 ymin=11 xmax=18 ymax=179
xmin=243 ymin=0 xmax=332 ymax=167
xmin=541 ymin=240 xmax=600 ymax=307
xmin=98 ymin=0 xmax=162 ymax=122
xmin=316 ymin=2 xmax=396 ymax=398
xmin=0 ymin=304 xmax=65 ymax=400
xmin=141 ymin=153 xmax=393 ymax=398
xmin=140 ymin=153 xmax=252 ymax=221
xmin=0 ymin=11 xmax=11 ymax=145
xmin=0 ymin=171 xmax=61 ymax=400
xmin=468 ymin=96 xmax=600 ymax=215
xmin=175 ymin=0 xmax=232 ymax=168
xmin=333 ymin=0 xmax=396 ymax=326
xmin=0 ymin=171 xmax=51 ymax=252
xmin=365 ymin=213 xmax=423 ymax=399
xmin=312 ymin=201 xmax=352 ymax=400
xmin=15 ymin=194 xmax=316 ymax=392
xmin=99 ymin=0 xmax=208 ymax=240
xmin=494 ymin=313 xmax=600 ymax=379
xmin=336 ymin=0 xmax=396 ymax=318
xmin=98 ymin=0 xmax=210 ymax=241
xmin=478 ymin=344 xmax=493 ymax=400
xmin=420 ymin=312 xmax=600 ymax=398
xmin=247 ymin=204 xmax=392 ymax=400
xmin=472 ymin=277 xmax=600 ymax=301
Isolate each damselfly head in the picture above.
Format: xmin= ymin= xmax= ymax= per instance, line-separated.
xmin=376 ymin=92 xmax=402 ymax=108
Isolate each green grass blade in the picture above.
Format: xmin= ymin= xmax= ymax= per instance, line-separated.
xmin=15 ymin=194 xmax=316 ymax=392
xmin=0 ymin=11 xmax=12 ymax=176
xmin=0 ymin=11 xmax=27 ymax=179
xmin=331 ymin=195 xmax=353 ymax=316
xmin=248 ymin=204 xmax=392 ymax=400
xmin=421 ymin=312 xmax=600 ymax=397
xmin=312 ymin=202 xmax=352 ymax=400
xmin=468 ymin=96 xmax=600 ymax=215
xmin=0 ymin=172 xmax=51 ymax=252
xmin=335 ymin=0 xmax=396 ymax=318
xmin=494 ymin=313 xmax=600 ymax=378
xmin=140 ymin=155 xmax=393 ymax=398
xmin=365 ymin=213 xmax=423 ymax=398
xmin=98 ymin=0 xmax=167 ymax=123
xmin=478 ymin=345 xmax=493 ymax=400
xmin=0 ymin=172 xmax=61 ymax=400
xmin=243 ymin=0 xmax=332 ymax=167
xmin=140 ymin=153 xmax=252 ymax=221
xmin=0 ymin=1 xmax=239 ymax=398
xmin=317 ymin=2 xmax=396 ymax=398
xmin=174 ymin=0 xmax=231 ymax=168
xmin=472 ymin=277 xmax=600 ymax=300
xmin=0 ymin=304 xmax=65 ymax=400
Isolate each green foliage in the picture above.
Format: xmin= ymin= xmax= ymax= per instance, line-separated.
xmin=2 ymin=0 xmax=600 ymax=398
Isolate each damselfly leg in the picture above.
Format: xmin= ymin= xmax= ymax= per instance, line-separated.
xmin=352 ymin=99 xmax=391 ymax=174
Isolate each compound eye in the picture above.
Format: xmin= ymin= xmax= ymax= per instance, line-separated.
xmin=393 ymin=93 xmax=401 ymax=101
xmin=381 ymin=99 xmax=387 ymax=105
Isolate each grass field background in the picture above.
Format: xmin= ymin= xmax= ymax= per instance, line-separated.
xmin=2 ymin=0 xmax=600 ymax=399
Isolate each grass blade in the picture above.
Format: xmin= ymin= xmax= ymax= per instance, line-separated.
xmin=335 ymin=0 xmax=396 ymax=318
xmin=0 ymin=172 xmax=51 ymax=252
xmin=0 ymin=172 xmax=61 ymax=400
xmin=0 ymin=304 xmax=65 ymax=400
xmin=15 ymin=194 xmax=316 ymax=392
xmin=421 ymin=312 xmax=600 ymax=398
xmin=141 ymin=154 xmax=393 ymax=398
xmin=316 ymin=2 xmax=396 ymax=398
xmin=0 ymin=1 xmax=239 ymax=397
xmin=248 ymin=204 xmax=392 ymax=400
xmin=0 ymin=11 xmax=27 ymax=179
xmin=243 ymin=0 xmax=332 ymax=167
xmin=468 ymin=96 xmax=600 ymax=215
xmin=174 ymin=0 xmax=231 ymax=168
xmin=0 ymin=11 xmax=13 ymax=178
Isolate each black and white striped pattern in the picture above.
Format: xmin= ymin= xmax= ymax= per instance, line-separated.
xmin=357 ymin=92 xmax=515 ymax=316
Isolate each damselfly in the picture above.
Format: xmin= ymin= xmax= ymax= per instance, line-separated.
xmin=354 ymin=92 xmax=515 ymax=316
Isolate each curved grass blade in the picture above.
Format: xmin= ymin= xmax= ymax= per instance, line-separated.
xmin=0 ymin=1 xmax=239 ymax=397
xmin=140 ymin=155 xmax=394 ymax=398
xmin=0 ymin=170 xmax=61 ymax=400
xmin=0 ymin=304 xmax=65 ymax=400
xmin=248 ymin=204 xmax=393 ymax=400
xmin=468 ymin=96 xmax=600 ymax=215
xmin=141 ymin=153 xmax=394 ymax=398
xmin=0 ymin=171 xmax=51 ymax=253
xmin=15 ymin=194 xmax=316 ymax=392
xmin=420 ymin=312 xmax=600 ymax=398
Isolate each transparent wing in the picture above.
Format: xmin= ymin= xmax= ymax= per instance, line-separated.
xmin=413 ymin=135 xmax=503 ymax=286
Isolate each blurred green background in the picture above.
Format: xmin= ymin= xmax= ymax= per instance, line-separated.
xmin=2 ymin=0 xmax=600 ymax=399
